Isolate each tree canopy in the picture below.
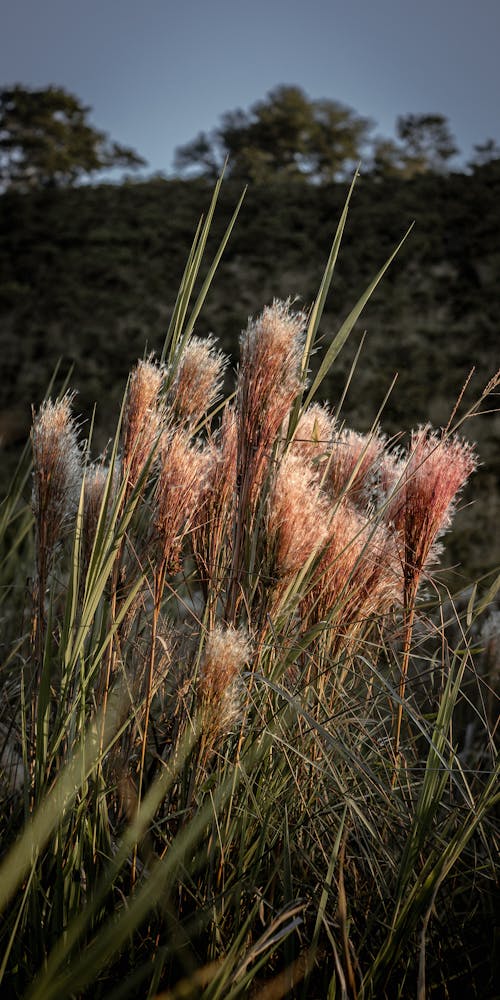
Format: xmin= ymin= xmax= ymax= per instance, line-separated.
xmin=369 ymin=115 xmax=459 ymax=179
xmin=174 ymin=85 xmax=373 ymax=183
xmin=0 ymin=85 xmax=146 ymax=191
xmin=395 ymin=113 xmax=459 ymax=174
xmin=174 ymin=87 xmax=472 ymax=184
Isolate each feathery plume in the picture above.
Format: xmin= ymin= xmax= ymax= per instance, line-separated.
xmin=327 ymin=429 xmax=386 ymax=509
xmin=304 ymin=502 xmax=366 ymax=642
xmin=236 ymin=300 xmax=305 ymax=506
xmin=81 ymin=460 xmax=119 ymax=575
xmin=228 ymin=302 xmax=305 ymax=618
xmin=386 ymin=426 xmax=476 ymax=766
xmin=31 ymin=393 xmax=83 ymax=661
xmin=378 ymin=450 xmax=405 ymax=506
xmin=152 ymin=429 xmax=208 ymax=574
xmin=266 ymin=453 xmax=330 ymax=580
xmin=168 ymin=335 xmax=227 ymax=424
xmin=198 ymin=625 xmax=251 ymax=741
xmin=31 ymin=393 xmax=82 ymax=569
xmin=303 ymin=501 xmax=400 ymax=656
xmin=122 ymin=358 xmax=164 ymax=493
xmin=291 ymin=403 xmax=336 ymax=469
xmin=387 ymin=426 xmax=477 ymax=588
xmin=359 ymin=520 xmax=402 ymax=620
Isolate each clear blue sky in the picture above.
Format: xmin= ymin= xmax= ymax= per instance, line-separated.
xmin=2 ymin=0 xmax=500 ymax=177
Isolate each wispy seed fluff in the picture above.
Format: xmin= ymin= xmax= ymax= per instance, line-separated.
xmin=168 ymin=335 xmax=228 ymax=424
xmin=386 ymin=426 xmax=477 ymax=583
xmin=236 ymin=301 xmax=305 ymax=505
xmin=327 ymin=429 xmax=386 ymax=508
xmin=82 ymin=461 xmax=118 ymax=573
xmin=240 ymin=299 xmax=304 ymax=378
xmin=266 ymin=453 xmax=330 ymax=580
xmin=122 ymin=358 xmax=164 ymax=492
xmin=191 ymin=405 xmax=237 ymax=593
xmin=31 ymin=394 xmax=82 ymax=559
xmin=197 ymin=625 xmax=251 ymax=740
xmin=152 ymin=430 xmax=209 ymax=572
xmin=302 ymin=500 xmax=401 ymax=654
xmin=291 ymin=403 xmax=336 ymax=469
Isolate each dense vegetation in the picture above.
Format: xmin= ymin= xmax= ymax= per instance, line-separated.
xmin=1 ymin=162 xmax=499 ymax=576
xmin=0 ymin=265 xmax=498 ymax=998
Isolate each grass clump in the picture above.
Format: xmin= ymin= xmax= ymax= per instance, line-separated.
xmin=0 ymin=183 xmax=498 ymax=999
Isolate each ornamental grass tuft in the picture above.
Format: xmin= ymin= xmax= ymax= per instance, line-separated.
xmin=0 ymin=184 xmax=497 ymax=1000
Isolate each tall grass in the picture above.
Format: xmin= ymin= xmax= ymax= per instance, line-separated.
xmin=0 ymin=180 xmax=498 ymax=999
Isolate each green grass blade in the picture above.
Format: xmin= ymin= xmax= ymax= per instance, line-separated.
xmin=301 ymin=223 xmax=414 ymax=414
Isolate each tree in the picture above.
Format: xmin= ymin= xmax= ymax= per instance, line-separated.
xmin=174 ymin=85 xmax=373 ymax=183
xmin=369 ymin=137 xmax=408 ymax=178
xmin=395 ymin=113 xmax=458 ymax=174
xmin=0 ymin=85 xmax=146 ymax=192
xmin=368 ymin=115 xmax=460 ymax=179
xmin=467 ymin=138 xmax=500 ymax=170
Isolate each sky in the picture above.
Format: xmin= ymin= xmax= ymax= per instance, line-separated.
xmin=2 ymin=0 xmax=500 ymax=178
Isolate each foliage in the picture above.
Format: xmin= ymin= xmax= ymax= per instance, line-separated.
xmin=174 ymin=87 xmax=471 ymax=184
xmin=174 ymin=85 xmax=374 ymax=182
xmin=468 ymin=137 xmax=500 ymax=170
xmin=394 ymin=113 xmax=459 ymax=175
xmin=0 ymin=85 xmax=146 ymax=192
xmin=0 ymin=184 xmax=498 ymax=999
xmin=370 ymin=113 xmax=459 ymax=179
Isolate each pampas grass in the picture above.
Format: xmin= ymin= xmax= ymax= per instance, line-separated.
xmin=0 ymin=182 xmax=497 ymax=1000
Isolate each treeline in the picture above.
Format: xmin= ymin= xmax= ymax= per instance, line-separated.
xmin=173 ymin=84 xmax=498 ymax=182
xmin=0 ymin=161 xmax=499 ymax=576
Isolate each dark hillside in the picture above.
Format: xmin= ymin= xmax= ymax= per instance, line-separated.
xmin=0 ymin=166 xmax=498 ymax=575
